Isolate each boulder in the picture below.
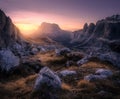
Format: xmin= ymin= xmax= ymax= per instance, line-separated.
xmin=77 ymin=52 xmax=92 ymax=66
xmin=58 ymin=70 xmax=76 ymax=77
xmin=84 ymin=69 xmax=113 ymax=82
xmin=0 ymin=49 xmax=20 ymax=71
xmin=55 ymin=48 xmax=71 ymax=56
xmin=84 ymin=74 xmax=107 ymax=82
xmin=33 ymin=67 xmax=61 ymax=98
xmin=97 ymin=52 xmax=120 ymax=68
xmin=95 ymin=69 xmax=113 ymax=76
xmin=31 ymin=48 xmax=39 ymax=55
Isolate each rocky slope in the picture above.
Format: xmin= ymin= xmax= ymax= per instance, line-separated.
xmin=71 ymin=15 xmax=120 ymax=50
xmin=71 ymin=15 xmax=120 ymax=68
xmin=0 ymin=10 xmax=27 ymax=71
xmin=0 ymin=10 xmax=44 ymax=72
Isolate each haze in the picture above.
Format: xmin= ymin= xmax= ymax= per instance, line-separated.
xmin=0 ymin=0 xmax=120 ymax=35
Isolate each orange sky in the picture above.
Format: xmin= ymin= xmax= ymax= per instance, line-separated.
xmin=8 ymin=11 xmax=84 ymax=35
xmin=0 ymin=0 xmax=120 ymax=36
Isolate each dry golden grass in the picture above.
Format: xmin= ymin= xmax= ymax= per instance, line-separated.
xmin=62 ymin=83 xmax=72 ymax=91
xmin=77 ymin=80 xmax=96 ymax=92
xmin=0 ymin=74 xmax=37 ymax=99
xmin=0 ymin=51 xmax=120 ymax=99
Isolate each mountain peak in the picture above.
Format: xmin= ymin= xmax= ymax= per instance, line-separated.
xmin=105 ymin=14 xmax=120 ymax=21
xmin=40 ymin=22 xmax=61 ymax=33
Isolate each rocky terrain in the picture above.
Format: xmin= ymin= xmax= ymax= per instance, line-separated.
xmin=0 ymin=10 xmax=120 ymax=99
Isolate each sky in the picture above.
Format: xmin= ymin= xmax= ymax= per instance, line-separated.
xmin=0 ymin=0 xmax=120 ymax=35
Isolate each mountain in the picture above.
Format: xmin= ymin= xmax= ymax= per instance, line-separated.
xmin=33 ymin=22 xmax=72 ymax=46
xmin=0 ymin=10 xmax=25 ymax=48
xmin=71 ymin=15 xmax=120 ymax=53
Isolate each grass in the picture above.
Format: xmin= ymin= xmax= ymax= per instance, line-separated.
xmin=0 ymin=74 xmax=37 ymax=99
xmin=77 ymin=80 xmax=96 ymax=91
xmin=0 ymin=51 xmax=120 ymax=99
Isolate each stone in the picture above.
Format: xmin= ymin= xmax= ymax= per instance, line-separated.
xmin=34 ymin=67 xmax=61 ymax=92
xmin=31 ymin=48 xmax=39 ymax=55
xmin=84 ymin=74 xmax=107 ymax=82
xmin=77 ymin=53 xmax=92 ymax=66
xmin=84 ymin=68 xmax=113 ymax=82
xmin=58 ymin=70 xmax=76 ymax=77
xmin=0 ymin=49 xmax=20 ymax=71
xmin=95 ymin=69 xmax=113 ymax=76
xmin=55 ymin=48 xmax=71 ymax=56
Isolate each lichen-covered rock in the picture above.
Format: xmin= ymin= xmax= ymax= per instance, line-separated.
xmin=58 ymin=70 xmax=76 ymax=77
xmin=34 ymin=67 xmax=61 ymax=94
xmin=95 ymin=69 xmax=113 ymax=76
xmin=84 ymin=74 xmax=107 ymax=82
xmin=77 ymin=53 xmax=92 ymax=66
xmin=97 ymin=52 xmax=120 ymax=68
xmin=84 ymin=69 xmax=113 ymax=82
xmin=0 ymin=49 xmax=20 ymax=71
xmin=55 ymin=48 xmax=71 ymax=56
xmin=31 ymin=48 xmax=39 ymax=55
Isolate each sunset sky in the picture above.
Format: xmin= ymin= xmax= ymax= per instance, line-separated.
xmin=0 ymin=0 xmax=120 ymax=35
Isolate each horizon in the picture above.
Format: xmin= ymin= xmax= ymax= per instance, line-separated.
xmin=0 ymin=0 xmax=120 ymax=35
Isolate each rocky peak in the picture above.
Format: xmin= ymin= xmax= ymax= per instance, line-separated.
xmin=0 ymin=9 xmax=24 ymax=48
xmin=86 ymin=23 xmax=95 ymax=34
xmin=83 ymin=23 xmax=88 ymax=32
xmin=106 ymin=14 xmax=120 ymax=22
xmin=0 ymin=10 xmax=6 ymax=30
xmin=39 ymin=22 xmax=61 ymax=33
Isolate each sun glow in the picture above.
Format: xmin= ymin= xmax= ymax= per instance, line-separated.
xmin=15 ymin=23 xmax=38 ymax=35
xmin=9 ymin=11 xmax=83 ymax=36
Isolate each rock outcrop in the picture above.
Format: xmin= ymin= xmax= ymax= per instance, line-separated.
xmin=84 ymin=69 xmax=113 ymax=82
xmin=33 ymin=67 xmax=61 ymax=98
xmin=71 ymin=15 xmax=120 ymax=51
xmin=55 ymin=47 xmax=71 ymax=56
xmin=0 ymin=49 xmax=20 ymax=71
xmin=0 ymin=10 xmax=24 ymax=48
xmin=71 ymin=15 xmax=120 ymax=67
xmin=0 ymin=10 xmax=26 ymax=71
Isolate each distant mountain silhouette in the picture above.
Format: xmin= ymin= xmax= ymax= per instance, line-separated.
xmin=33 ymin=22 xmax=72 ymax=46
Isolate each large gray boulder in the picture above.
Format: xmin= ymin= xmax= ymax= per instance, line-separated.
xmin=84 ymin=68 xmax=113 ymax=82
xmin=0 ymin=49 xmax=20 ymax=71
xmin=34 ymin=67 xmax=61 ymax=98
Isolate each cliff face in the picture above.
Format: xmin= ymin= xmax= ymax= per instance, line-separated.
xmin=71 ymin=15 xmax=120 ymax=53
xmin=0 ymin=10 xmax=24 ymax=48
